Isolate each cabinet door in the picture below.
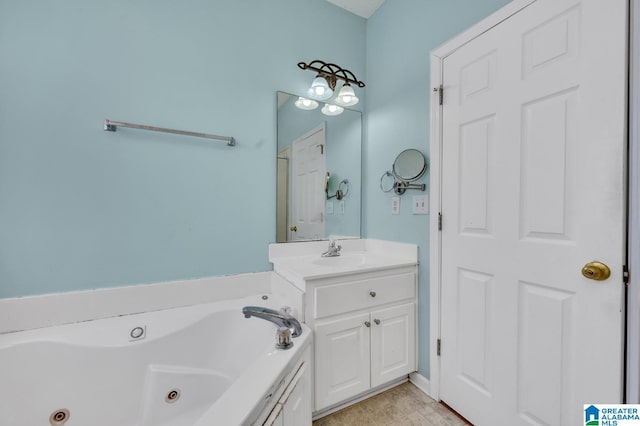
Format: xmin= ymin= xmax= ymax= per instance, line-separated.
xmin=370 ymin=302 xmax=416 ymax=388
xmin=315 ymin=312 xmax=371 ymax=410
xmin=263 ymin=403 xmax=284 ymax=426
xmin=282 ymin=363 xmax=312 ymax=426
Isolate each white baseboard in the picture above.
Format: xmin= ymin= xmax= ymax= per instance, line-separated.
xmin=409 ymin=372 xmax=435 ymax=400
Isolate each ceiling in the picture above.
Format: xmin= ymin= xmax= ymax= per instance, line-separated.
xmin=325 ymin=0 xmax=385 ymax=19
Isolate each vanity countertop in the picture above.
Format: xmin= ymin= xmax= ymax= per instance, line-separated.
xmin=268 ymin=239 xmax=418 ymax=291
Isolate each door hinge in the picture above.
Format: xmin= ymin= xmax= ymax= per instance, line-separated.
xmin=437 ymin=338 xmax=441 ymax=356
xmin=438 ymin=213 xmax=442 ymax=231
xmin=623 ymin=265 xmax=630 ymax=285
xmin=438 ymin=85 xmax=443 ymax=105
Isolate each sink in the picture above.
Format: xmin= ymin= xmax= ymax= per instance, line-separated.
xmin=311 ymin=253 xmax=367 ymax=267
xmin=269 ymin=239 xmax=419 ymax=291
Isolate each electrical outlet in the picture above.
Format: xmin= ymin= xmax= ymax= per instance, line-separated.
xmin=391 ymin=197 xmax=400 ymax=215
xmin=327 ymin=202 xmax=334 ymax=214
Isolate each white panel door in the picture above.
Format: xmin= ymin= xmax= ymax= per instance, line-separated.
xmin=440 ymin=0 xmax=627 ymax=425
xmin=370 ymin=303 xmax=416 ymax=387
xmin=315 ymin=312 xmax=370 ymax=410
xmin=291 ymin=125 xmax=326 ymax=241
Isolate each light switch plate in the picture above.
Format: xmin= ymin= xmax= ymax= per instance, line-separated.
xmin=391 ymin=197 xmax=400 ymax=215
xmin=412 ymin=195 xmax=428 ymax=214
xmin=326 ymin=201 xmax=334 ymax=214
xmin=339 ymin=201 xmax=345 ymax=214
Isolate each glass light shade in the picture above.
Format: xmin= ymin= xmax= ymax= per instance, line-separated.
xmin=321 ymin=104 xmax=344 ymax=116
xmin=334 ymin=84 xmax=359 ymax=106
xmin=307 ymin=76 xmax=333 ymax=100
xmin=294 ymin=97 xmax=319 ymax=110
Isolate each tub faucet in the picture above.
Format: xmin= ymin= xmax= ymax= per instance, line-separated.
xmin=321 ymin=240 xmax=342 ymax=257
xmin=242 ymin=306 xmax=302 ymax=338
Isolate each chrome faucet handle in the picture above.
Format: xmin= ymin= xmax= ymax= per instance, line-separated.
xmin=280 ymin=306 xmax=292 ymax=316
xmin=276 ymin=326 xmax=293 ymax=350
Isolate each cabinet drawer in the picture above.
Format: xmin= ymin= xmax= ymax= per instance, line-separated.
xmin=313 ymin=272 xmax=415 ymax=319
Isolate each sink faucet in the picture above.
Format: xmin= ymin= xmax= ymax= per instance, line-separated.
xmin=321 ymin=239 xmax=342 ymax=257
xmin=242 ymin=306 xmax=302 ymax=337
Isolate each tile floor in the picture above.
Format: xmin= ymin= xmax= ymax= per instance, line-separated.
xmin=312 ymin=382 xmax=471 ymax=426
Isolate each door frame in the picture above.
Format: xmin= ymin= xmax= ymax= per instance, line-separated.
xmin=428 ymin=0 xmax=537 ymax=400
xmin=277 ymin=146 xmax=291 ymax=242
xmin=627 ymin=0 xmax=640 ymax=403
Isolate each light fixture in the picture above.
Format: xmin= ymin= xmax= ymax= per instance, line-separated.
xmin=308 ymin=76 xmax=333 ymax=100
xmin=335 ymin=83 xmax=359 ymax=106
xmin=294 ymin=97 xmax=319 ymax=110
xmin=321 ymin=104 xmax=344 ymax=116
xmin=298 ymin=60 xmax=365 ymax=102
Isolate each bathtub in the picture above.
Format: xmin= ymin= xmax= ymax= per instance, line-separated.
xmin=0 ymin=294 xmax=311 ymax=426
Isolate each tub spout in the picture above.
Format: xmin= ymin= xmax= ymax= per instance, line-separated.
xmin=242 ymin=306 xmax=302 ymax=338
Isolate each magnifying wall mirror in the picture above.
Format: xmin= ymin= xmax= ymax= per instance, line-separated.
xmin=326 ymin=173 xmax=350 ymax=201
xmin=393 ymin=149 xmax=427 ymax=181
xmin=276 ymin=91 xmax=362 ymax=242
xmin=380 ymin=149 xmax=427 ymax=195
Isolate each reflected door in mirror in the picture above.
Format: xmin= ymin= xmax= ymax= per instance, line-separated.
xmin=291 ymin=125 xmax=326 ymax=241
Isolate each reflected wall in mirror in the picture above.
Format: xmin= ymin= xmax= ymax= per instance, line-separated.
xmin=276 ymin=92 xmax=362 ymax=242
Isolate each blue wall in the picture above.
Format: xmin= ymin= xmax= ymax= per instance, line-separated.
xmin=1 ymin=0 xmax=511 ymax=381
xmin=364 ymin=0 xmax=513 ymax=378
xmin=0 ymin=0 xmax=366 ymax=297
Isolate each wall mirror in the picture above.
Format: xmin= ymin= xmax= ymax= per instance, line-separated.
xmin=276 ymin=91 xmax=362 ymax=242
xmin=380 ymin=149 xmax=427 ymax=195
xmin=393 ymin=148 xmax=427 ymax=181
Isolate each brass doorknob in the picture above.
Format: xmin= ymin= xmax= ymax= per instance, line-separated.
xmin=290 ymin=226 xmax=297 ymax=232
xmin=582 ymin=261 xmax=611 ymax=281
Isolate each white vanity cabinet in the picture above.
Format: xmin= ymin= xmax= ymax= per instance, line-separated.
xmin=308 ymin=267 xmax=417 ymax=412
xmin=268 ymin=239 xmax=419 ymax=416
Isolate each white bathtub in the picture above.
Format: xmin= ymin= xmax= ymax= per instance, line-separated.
xmin=0 ymin=294 xmax=311 ymax=426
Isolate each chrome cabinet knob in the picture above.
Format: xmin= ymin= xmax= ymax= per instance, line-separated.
xmin=374 ymin=319 xmax=380 ymax=325
xmin=369 ymin=291 xmax=376 ymax=298
xmin=364 ymin=321 xmax=371 ymax=328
